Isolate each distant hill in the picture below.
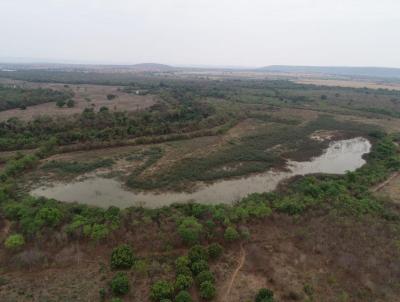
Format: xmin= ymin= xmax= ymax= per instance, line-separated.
xmin=258 ymin=65 xmax=400 ymax=79
xmin=128 ymin=63 xmax=176 ymax=72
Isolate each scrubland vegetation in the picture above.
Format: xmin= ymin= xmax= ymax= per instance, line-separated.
xmin=0 ymin=84 xmax=73 ymax=111
xmin=1 ymin=70 xmax=400 ymax=301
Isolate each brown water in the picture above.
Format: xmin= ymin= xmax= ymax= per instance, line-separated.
xmin=31 ymin=137 xmax=371 ymax=208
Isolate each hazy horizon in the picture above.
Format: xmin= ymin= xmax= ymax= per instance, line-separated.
xmin=2 ymin=0 xmax=400 ymax=68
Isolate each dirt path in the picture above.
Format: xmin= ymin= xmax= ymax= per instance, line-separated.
xmin=222 ymin=242 xmax=246 ymax=302
xmin=371 ymin=172 xmax=400 ymax=193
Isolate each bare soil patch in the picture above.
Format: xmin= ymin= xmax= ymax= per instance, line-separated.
xmin=373 ymin=173 xmax=400 ymax=204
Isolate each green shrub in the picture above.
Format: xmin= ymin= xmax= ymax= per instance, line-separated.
xmin=199 ymin=281 xmax=216 ymax=300
xmin=67 ymin=99 xmax=75 ymax=108
xmin=133 ymin=259 xmax=148 ymax=275
xmin=84 ymin=223 xmax=109 ymax=241
xmin=150 ymin=280 xmax=174 ymax=301
xmin=4 ymin=234 xmax=25 ymax=250
xmin=195 ymin=270 xmax=215 ymax=285
xmin=110 ymin=298 xmax=123 ymax=302
xmin=207 ymin=243 xmax=223 ymax=259
xmin=99 ymin=287 xmax=106 ymax=301
xmin=175 ymin=290 xmax=192 ymax=302
xmin=110 ymin=272 xmax=130 ymax=296
xmin=188 ymin=245 xmax=208 ymax=263
xmin=255 ymin=288 xmax=274 ymax=302
xmin=274 ymin=197 xmax=307 ymax=215
xmin=175 ymin=274 xmax=193 ymax=290
xmin=224 ymin=226 xmax=239 ymax=242
xmin=36 ymin=207 xmax=63 ymax=227
xmin=178 ymin=217 xmax=203 ymax=245
xmin=56 ymin=99 xmax=66 ymax=108
xmin=175 ymin=256 xmax=191 ymax=275
xmin=111 ymin=244 xmax=135 ymax=269
xmin=190 ymin=260 xmax=209 ymax=276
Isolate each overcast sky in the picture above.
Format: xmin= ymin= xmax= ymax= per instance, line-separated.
xmin=1 ymin=0 xmax=400 ymax=67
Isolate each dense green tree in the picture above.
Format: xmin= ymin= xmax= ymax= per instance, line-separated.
xmin=199 ymin=281 xmax=216 ymax=300
xmin=56 ymin=99 xmax=66 ymax=108
xmin=110 ymin=272 xmax=130 ymax=296
xmin=175 ymin=274 xmax=193 ymax=290
xmin=150 ymin=280 xmax=174 ymax=301
xmin=67 ymin=99 xmax=75 ymax=108
xmin=36 ymin=207 xmax=63 ymax=227
xmin=175 ymin=290 xmax=192 ymax=302
xmin=111 ymin=244 xmax=135 ymax=269
xmin=178 ymin=217 xmax=203 ymax=245
xmin=255 ymin=288 xmax=274 ymax=302
xmin=224 ymin=226 xmax=239 ymax=242
xmin=195 ymin=270 xmax=215 ymax=285
xmin=188 ymin=245 xmax=208 ymax=263
xmin=207 ymin=243 xmax=223 ymax=260
xmin=190 ymin=260 xmax=209 ymax=276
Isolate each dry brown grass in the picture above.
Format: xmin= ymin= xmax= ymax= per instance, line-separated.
xmin=0 ymin=81 xmax=157 ymax=121
xmin=296 ymin=78 xmax=400 ymax=91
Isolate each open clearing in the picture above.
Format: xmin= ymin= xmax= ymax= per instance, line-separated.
xmin=296 ymin=78 xmax=400 ymax=91
xmin=0 ymin=79 xmax=157 ymax=121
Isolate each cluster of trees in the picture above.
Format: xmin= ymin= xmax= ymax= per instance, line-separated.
xmin=0 ymin=98 xmax=226 ymax=151
xmin=149 ymin=243 xmax=222 ymax=301
xmin=0 ymin=84 xmax=73 ymax=111
xmin=56 ymin=99 xmax=75 ymax=108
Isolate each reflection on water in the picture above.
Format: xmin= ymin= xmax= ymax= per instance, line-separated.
xmin=31 ymin=137 xmax=371 ymax=208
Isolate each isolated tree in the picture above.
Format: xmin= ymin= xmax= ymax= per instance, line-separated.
xmin=67 ymin=99 xmax=75 ymax=108
xmin=56 ymin=99 xmax=66 ymax=108
xmin=110 ymin=272 xmax=130 ymax=296
xmin=110 ymin=244 xmax=135 ymax=269
xmin=224 ymin=226 xmax=240 ymax=242
xmin=207 ymin=243 xmax=223 ymax=259
xmin=255 ymin=288 xmax=274 ymax=302
xmin=4 ymin=234 xmax=25 ymax=250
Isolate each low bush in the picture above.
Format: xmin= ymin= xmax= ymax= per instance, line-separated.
xmin=195 ymin=270 xmax=215 ymax=285
xmin=188 ymin=245 xmax=208 ymax=263
xmin=4 ymin=234 xmax=25 ymax=250
xmin=175 ymin=274 xmax=193 ymax=290
xmin=150 ymin=280 xmax=174 ymax=301
xmin=255 ymin=288 xmax=274 ymax=302
xmin=111 ymin=244 xmax=135 ymax=269
xmin=110 ymin=272 xmax=130 ymax=296
xmin=178 ymin=217 xmax=203 ymax=245
xmin=207 ymin=243 xmax=223 ymax=259
xmin=175 ymin=255 xmax=191 ymax=275
xmin=199 ymin=281 xmax=216 ymax=300
xmin=175 ymin=290 xmax=192 ymax=302
xmin=224 ymin=226 xmax=240 ymax=242
xmin=190 ymin=260 xmax=209 ymax=276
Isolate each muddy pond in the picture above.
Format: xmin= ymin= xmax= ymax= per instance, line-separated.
xmin=31 ymin=137 xmax=371 ymax=208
